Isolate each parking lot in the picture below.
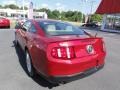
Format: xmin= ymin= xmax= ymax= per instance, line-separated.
xmin=0 ymin=29 xmax=120 ymax=90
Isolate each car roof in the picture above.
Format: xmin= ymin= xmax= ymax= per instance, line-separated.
xmin=0 ymin=16 xmax=6 ymax=18
xmin=29 ymin=19 xmax=63 ymax=23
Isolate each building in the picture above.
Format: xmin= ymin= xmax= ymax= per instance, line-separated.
xmin=96 ymin=0 xmax=120 ymax=32
xmin=0 ymin=8 xmax=47 ymax=19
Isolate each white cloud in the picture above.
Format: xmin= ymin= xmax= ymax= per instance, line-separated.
xmin=55 ymin=3 xmax=66 ymax=11
xmin=2 ymin=0 xmax=16 ymax=5
xmin=2 ymin=0 xmax=30 ymax=7
xmin=41 ymin=3 xmax=49 ymax=8
xmin=17 ymin=0 xmax=29 ymax=7
xmin=56 ymin=3 xmax=61 ymax=7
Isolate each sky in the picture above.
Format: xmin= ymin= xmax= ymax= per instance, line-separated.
xmin=0 ymin=0 xmax=102 ymax=14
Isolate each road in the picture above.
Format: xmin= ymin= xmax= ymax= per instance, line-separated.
xmin=0 ymin=29 xmax=120 ymax=90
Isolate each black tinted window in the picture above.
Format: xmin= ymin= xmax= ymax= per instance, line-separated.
xmin=23 ymin=21 xmax=31 ymax=30
xmin=29 ymin=24 xmax=36 ymax=33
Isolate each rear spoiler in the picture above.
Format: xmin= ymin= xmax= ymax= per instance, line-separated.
xmin=84 ymin=30 xmax=98 ymax=38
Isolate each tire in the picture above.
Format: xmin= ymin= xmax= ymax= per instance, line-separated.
xmin=6 ymin=26 xmax=10 ymax=29
xmin=25 ymin=50 xmax=35 ymax=77
xmin=15 ymin=34 xmax=19 ymax=46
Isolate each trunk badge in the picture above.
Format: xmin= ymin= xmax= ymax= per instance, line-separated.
xmin=86 ymin=45 xmax=94 ymax=54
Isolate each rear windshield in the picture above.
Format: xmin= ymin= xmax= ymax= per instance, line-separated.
xmin=38 ymin=21 xmax=85 ymax=36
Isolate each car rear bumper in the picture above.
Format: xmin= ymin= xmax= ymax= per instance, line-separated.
xmin=0 ymin=23 xmax=10 ymax=27
xmin=47 ymin=53 xmax=105 ymax=76
xmin=48 ymin=64 xmax=104 ymax=83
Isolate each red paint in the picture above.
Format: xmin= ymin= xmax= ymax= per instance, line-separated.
xmin=15 ymin=19 xmax=106 ymax=80
xmin=0 ymin=17 xmax=10 ymax=27
xmin=96 ymin=0 xmax=120 ymax=14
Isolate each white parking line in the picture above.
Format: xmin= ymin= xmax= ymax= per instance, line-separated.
xmin=0 ymin=29 xmax=15 ymax=32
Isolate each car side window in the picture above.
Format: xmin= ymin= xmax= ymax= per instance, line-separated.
xmin=23 ymin=21 xmax=31 ymax=30
xmin=29 ymin=24 xmax=37 ymax=33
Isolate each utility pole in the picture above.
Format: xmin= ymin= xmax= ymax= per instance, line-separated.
xmin=90 ymin=0 xmax=95 ymax=14
xmin=15 ymin=0 xmax=17 ymax=6
xmin=28 ymin=0 xmax=33 ymax=19
xmin=89 ymin=0 xmax=95 ymax=22
xmin=22 ymin=0 xmax=25 ymax=19
xmin=80 ymin=0 xmax=88 ymax=23
xmin=78 ymin=0 xmax=83 ymax=23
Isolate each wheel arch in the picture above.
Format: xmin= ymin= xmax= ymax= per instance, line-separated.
xmin=25 ymin=46 xmax=35 ymax=69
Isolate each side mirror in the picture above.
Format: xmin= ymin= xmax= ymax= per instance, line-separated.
xmin=15 ymin=23 xmax=22 ymax=29
xmin=22 ymin=26 xmax=27 ymax=31
xmin=83 ymin=30 xmax=98 ymax=38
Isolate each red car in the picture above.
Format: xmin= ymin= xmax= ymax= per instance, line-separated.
xmin=15 ymin=19 xmax=106 ymax=84
xmin=0 ymin=16 xmax=10 ymax=28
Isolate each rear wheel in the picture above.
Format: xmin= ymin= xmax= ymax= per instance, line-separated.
xmin=15 ymin=34 xmax=19 ymax=46
xmin=25 ymin=50 xmax=35 ymax=77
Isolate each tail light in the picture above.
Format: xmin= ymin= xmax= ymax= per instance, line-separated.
xmin=101 ymin=39 xmax=106 ymax=52
xmin=102 ymin=41 xmax=106 ymax=52
xmin=51 ymin=47 xmax=75 ymax=59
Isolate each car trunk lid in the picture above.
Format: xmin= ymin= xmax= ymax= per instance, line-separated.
xmin=47 ymin=35 xmax=104 ymax=59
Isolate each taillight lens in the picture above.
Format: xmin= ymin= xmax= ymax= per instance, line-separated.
xmin=102 ymin=42 xmax=106 ymax=52
xmin=51 ymin=47 xmax=75 ymax=59
xmin=101 ymin=39 xmax=106 ymax=52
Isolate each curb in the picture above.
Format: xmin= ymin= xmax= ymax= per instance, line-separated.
xmin=100 ymin=29 xmax=120 ymax=34
xmin=81 ymin=27 xmax=120 ymax=34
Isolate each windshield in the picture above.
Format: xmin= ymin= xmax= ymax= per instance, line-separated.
xmin=39 ymin=21 xmax=85 ymax=36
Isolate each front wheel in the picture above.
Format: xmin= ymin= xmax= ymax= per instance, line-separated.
xmin=25 ymin=50 xmax=35 ymax=77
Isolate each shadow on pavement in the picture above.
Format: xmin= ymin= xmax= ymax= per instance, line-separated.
xmin=12 ymin=40 xmax=104 ymax=89
xmin=12 ymin=41 xmax=58 ymax=89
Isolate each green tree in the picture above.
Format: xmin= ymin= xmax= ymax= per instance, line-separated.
xmin=4 ymin=4 xmax=19 ymax=9
xmin=0 ymin=5 xmax=3 ymax=9
xmin=52 ymin=10 xmax=60 ymax=19
xmin=65 ymin=11 xmax=74 ymax=18
xmin=61 ymin=11 xmax=67 ymax=20
xmin=71 ymin=11 xmax=82 ymax=22
xmin=38 ymin=8 xmax=50 ymax=12
xmin=38 ymin=8 xmax=56 ymax=19
xmin=64 ymin=11 xmax=82 ymax=22
xmin=20 ymin=6 xmax=28 ymax=10
xmin=91 ymin=14 xmax=102 ymax=22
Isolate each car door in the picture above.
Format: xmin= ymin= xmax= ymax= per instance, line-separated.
xmin=28 ymin=23 xmax=46 ymax=75
xmin=27 ymin=23 xmax=39 ymax=68
xmin=15 ymin=23 xmax=22 ymax=45
xmin=20 ymin=21 xmax=32 ymax=50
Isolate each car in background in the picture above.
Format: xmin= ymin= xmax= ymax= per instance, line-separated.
xmin=15 ymin=17 xmax=27 ymax=29
xmin=0 ymin=16 xmax=10 ymax=28
xmin=82 ymin=22 xmax=99 ymax=28
xmin=114 ymin=22 xmax=120 ymax=30
xmin=15 ymin=19 xmax=106 ymax=84
xmin=16 ymin=17 xmax=27 ymax=25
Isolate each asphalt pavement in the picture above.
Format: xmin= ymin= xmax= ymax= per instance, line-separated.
xmin=0 ymin=29 xmax=120 ymax=90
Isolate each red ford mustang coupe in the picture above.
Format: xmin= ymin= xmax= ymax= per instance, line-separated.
xmin=15 ymin=19 xmax=106 ymax=84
